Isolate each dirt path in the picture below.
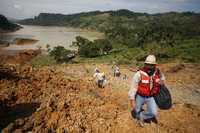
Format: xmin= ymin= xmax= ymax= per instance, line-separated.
xmin=0 ymin=63 xmax=200 ymax=132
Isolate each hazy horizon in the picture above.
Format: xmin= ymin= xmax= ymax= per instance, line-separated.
xmin=1 ymin=0 xmax=200 ymax=19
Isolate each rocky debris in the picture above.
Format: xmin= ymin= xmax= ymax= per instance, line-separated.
xmin=0 ymin=49 xmax=41 ymax=64
xmin=166 ymin=63 xmax=185 ymax=73
xmin=0 ymin=64 xmax=200 ymax=132
xmin=0 ymin=41 xmax=9 ymax=48
xmin=15 ymin=50 xmax=41 ymax=63
xmin=14 ymin=38 xmax=38 ymax=45
xmin=0 ymin=65 xmax=121 ymax=132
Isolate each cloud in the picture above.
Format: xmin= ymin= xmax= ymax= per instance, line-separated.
xmin=14 ymin=4 xmax=21 ymax=9
xmin=169 ymin=0 xmax=197 ymax=3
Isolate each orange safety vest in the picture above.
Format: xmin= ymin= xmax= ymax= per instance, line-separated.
xmin=137 ymin=69 xmax=160 ymax=96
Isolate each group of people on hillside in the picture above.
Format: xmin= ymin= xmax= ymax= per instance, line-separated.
xmin=93 ymin=63 xmax=123 ymax=88
xmin=93 ymin=55 xmax=166 ymax=127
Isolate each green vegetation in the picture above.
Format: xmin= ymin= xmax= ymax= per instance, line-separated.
xmin=20 ymin=10 xmax=200 ymax=64
xmin=31 ymin=46 xmax=76 ymax=67
xmin=30 ymin=54 xmax=56 ymax=67
xmin=49 ymin=46 xmax=73 ymax=63
xmin=0 ymin=14 xmax=21 ymax=32
xmin=73 ymin=37 xmax=200 ymax=64
xmin=73 ymin=36 xmax=112 ymax=58
xmin=72 ymin=46 xmax=144 ymax=64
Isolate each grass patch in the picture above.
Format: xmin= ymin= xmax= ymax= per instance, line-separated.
xmin=30 ymin=54 xmax=56 ymax=67
xmin=73 ymin=37 xmax=200 ymax=65
xmin=73 ymin=47 xmax=144 ymax=64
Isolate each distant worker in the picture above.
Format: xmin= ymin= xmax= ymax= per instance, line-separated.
xmin=93 ymin=68 xmax=107 ymax=88
xmin=128 ymin=55 xmax=165 ymax=127
xmin=94 ymin=67 xmax=100 ymax=73
xmin=112 ymin=65 xmax=121 ymax=77
xmin=123 ymin=74 xmax=128 ymax=80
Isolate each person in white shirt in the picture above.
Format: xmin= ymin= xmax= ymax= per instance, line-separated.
xmin=112 ymin=65 xmax=120 ymax=77
xmin=93 ymin=68 xmax=107 ymax=88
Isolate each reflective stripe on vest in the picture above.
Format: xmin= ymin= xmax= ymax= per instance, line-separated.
xmin=138 ymin=69 xmax=159 ymax=96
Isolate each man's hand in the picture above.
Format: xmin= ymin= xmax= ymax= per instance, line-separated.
xmin=157 ymin=79 xmax=164 ymax=85
xmin=130 ymin=100 xmax=136 ymax=111
xmin=129 ymin=67 xmax=137 ymax=72
xmin=130 ymin=100 xmax=137 ymax=119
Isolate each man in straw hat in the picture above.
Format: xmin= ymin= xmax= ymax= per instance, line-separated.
xmin=128 ymin=55 xmax=165 ymax=127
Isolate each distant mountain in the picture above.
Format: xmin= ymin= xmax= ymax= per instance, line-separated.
xmin=7 ymin=17 xmax=20 ymax=23
xmin=18 ymin=9 xmax=148 ymax=28
xmin=19 ymin=9 xmax=200 ymax=33
xmin=0 ymin=14 xmax=21 ymax=33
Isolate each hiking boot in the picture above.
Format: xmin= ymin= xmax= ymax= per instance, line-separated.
xmin=144 ymin=117 xmax=158 ymax=124
xmin=131 ymin=110 xmax=137 ymax=119
xmin=144 ymin=118 xmax=151 ymax=123
xmin=136 ymin=116 xmax=145 ymax=127
xmin=137 ymin=119 xmax=144 ymax=127
xmin=151 ymin=117 xmax=158 ymax=124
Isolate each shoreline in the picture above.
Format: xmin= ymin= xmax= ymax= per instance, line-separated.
xmin=0 ymin=25 xmax=104 ymax=56
xmin=0 ymin=25 xmax=22 ymax=34
xmin=18 ymin=24 xmax=104 ymax=36
xmin=14 ymin=38 xmax=38 ymax=45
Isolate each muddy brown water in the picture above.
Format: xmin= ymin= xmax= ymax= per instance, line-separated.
xmin=0 ymin=25 xmax=104 ymax=55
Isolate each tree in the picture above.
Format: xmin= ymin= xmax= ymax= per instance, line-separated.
xmin=74 ymin=36 xmax=113 ymax=57
xmin=93 ymin=39 xmax=112 ymax=54
xmin=49 ymin=46 xmax=72 ymax=63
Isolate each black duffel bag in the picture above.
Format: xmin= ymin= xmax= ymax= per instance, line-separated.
xmin=153 ymin=84 xmax=172 ymax=110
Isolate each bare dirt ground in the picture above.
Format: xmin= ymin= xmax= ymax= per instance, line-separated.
xmin=0 ymin=63 xmax=200 ymax=133
xmin=0 ymin=49 xmax=41 ymax=64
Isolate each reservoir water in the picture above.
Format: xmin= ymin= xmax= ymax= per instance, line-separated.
xmin=0 ymin=25 xmax=103 ymax=54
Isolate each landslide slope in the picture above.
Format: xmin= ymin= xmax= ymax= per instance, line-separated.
xmin=0 ymin=64 xmax=200 ymax=133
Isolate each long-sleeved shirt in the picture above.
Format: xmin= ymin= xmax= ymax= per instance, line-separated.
xmin=93 ymin=72 xmax=105 ymax=81
xmin=93 ymin=72 xmax=107 ymax=86
xmin=128 ymin=69 xmax=165 ymax=100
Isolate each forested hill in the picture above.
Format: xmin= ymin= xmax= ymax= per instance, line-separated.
xmin=19 ymin=10 xmax=147 ymax=27
xmin=19 ymin=9 xmax=200 ymax=63
xmin=19 ymin=9 xmax=199 ymax=33
xmin=0 ymin=15 xmax=21 ymax=32
xmin=19 ymin=9 xmax=200 ymax=45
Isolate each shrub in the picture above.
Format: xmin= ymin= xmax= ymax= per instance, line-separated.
xmin=74 ymin=36 xmax=113 ymax=58
xmin=49 ymin=46 xmax=72 ymax=63
xmin=93 ymin=39 xmax=112 ymax=54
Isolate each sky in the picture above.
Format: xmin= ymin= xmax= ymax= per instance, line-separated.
xmin=0 ymin=0 xmax=200 ymax=19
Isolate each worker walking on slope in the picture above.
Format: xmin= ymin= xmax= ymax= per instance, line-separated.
xmin=128 ymin=55 xmax=165 ymax=127
xmin=112 ymin=65 xmax=121 ymax=77
xmin=93 ymin=68 xmax=107 ymax=88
